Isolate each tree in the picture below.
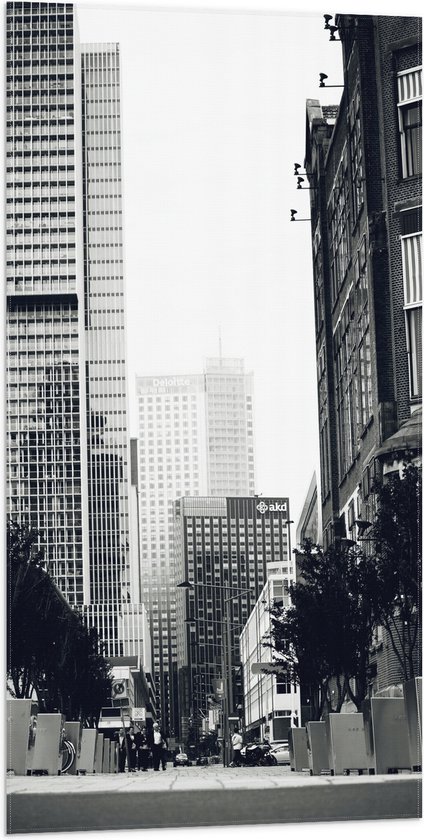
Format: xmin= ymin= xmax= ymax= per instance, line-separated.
xmin=268 ymin=540 xmax=376 ymax=718
xmin=7 ymin=519 xmax=112 ymax=723
xmin=366 ymin=462 xmax=421 ymax=682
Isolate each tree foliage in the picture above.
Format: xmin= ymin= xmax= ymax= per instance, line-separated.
xmin=268 ymin=540 xmax=376 ymax=719
xmin=268 ymin=463 xmax=421 ymax=719
xmin=366 ymin=462 xmax=421 ymax=681
xmin=7 ymin=519 xmax=112 ymax=724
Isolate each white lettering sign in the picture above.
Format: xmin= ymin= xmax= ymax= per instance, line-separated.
xmin=256 ymin=501 xmax=287 ymax=514
xmin=152 ymin=377 xmax=190 ymax=388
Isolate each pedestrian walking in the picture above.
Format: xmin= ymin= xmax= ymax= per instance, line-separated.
xmin=127 ymin=726 xmax=138 ymax=772
xmin=136 ymin=724 xmax=151 ymax=772
xmin=231 ymin=728 xmax=243 ymax=767
xmin=151 ymin=722 xmax=168 ymax=771
xmin=115 ymin=727 xmax=128 ymax=773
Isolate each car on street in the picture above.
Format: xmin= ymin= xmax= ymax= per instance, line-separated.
xmin=173 ymin=752 xmax=191 ymax=767
xmin=269 ymin=741 xmax=290 ymax=765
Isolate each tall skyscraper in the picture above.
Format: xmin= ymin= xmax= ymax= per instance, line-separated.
xmin=81 ymin=43 xmax=131 ymax=656
xmin=136 ymin=357 xmax=255 ymax=734
xmin=6 ymin=2 xmax=132 ymax=658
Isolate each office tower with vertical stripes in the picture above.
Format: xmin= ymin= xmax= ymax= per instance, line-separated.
xmin=81 ymin=42 xmax=131 ymax=655
xmin=6 ymin=2 xmax=133 ymax=658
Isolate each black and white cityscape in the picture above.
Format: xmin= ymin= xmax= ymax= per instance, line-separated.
xmin=5 ymin=1 xmax=422 ymax=834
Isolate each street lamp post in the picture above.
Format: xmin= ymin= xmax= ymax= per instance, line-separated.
xmin=177 ymin=579 xmax=251 ymax=767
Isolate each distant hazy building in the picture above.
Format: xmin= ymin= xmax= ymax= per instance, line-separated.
xmin=136 ymin=358 xmax=255 ymax=735
xmin=175 ymin=495 xmax=292 ymax=745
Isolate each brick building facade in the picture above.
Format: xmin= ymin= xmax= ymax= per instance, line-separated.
xmin=304 ymin=15 xmax=421 ymax=691
xmin=305 ymin=14 xmax=421 ymax=549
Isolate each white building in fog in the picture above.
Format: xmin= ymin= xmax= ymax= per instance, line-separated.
xmin=136 ymin=356 xmax=255 ymax=734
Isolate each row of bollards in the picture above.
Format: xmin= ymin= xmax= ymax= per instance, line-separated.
xmin=6 ymin=700 xmax=118 ymax=776
xmin=292 ymin=679 xmax=422 ymax=776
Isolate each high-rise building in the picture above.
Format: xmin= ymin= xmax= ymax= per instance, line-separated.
xmin=204 ymin=358 xmax=255 ymax=496
xmin=174 ymin=496 xmax=292 ymax=746
xmin=5 ymin=2 xmax=133 ymax=659
xmin=136 ymin=357 xmax=255 ymax=734
xmin=80 ymin=42 xmax=131 ymax=656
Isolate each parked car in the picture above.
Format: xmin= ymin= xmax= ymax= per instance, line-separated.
xmin=269 ymin=741 xmax=290 ymax=765
xmin=173 ymin=752 xmax=191 ymax=767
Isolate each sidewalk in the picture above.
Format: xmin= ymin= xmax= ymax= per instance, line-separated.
xmin=7 ymin=765 xmax=422 ymax=833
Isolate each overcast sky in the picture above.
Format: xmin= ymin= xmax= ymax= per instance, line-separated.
xmin=76 ymin=0 xmax=417 ymax=528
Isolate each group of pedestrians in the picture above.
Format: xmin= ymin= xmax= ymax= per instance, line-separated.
xmin=116 ymin=722 xmax=168 ymax=773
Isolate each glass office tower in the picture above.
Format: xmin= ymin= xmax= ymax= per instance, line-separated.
xmin=6 ymin=3 xmax=132 ymax=657
xmin=81 ymin=43 xmax=131 ymax=656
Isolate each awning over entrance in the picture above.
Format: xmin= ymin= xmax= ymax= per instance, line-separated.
xmin=375 ymin=406 xmax=422 ymax=460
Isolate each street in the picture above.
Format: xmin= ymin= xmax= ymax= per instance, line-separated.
xmin=7 ymin=764 xmax=421 ymax=833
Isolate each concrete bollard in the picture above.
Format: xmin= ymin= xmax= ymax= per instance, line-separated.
xmin=362 ymin=697 xmax=411 ymax=774
xmin=306 ymin=721 xmax=329 ymax=776
xmin=77 ymin=729 xmax=97 ymax=774
xmin=326 ymin=713 xmax=369 ymax=775
xmin=63 ymin=721 xmax=82 ymax=775
xmin=403 ymin=677 xmax=422 ymax=771
xmin=31 ymin=713 xmax=63 ymax=775
xmin=94 ymin=733 xmax=104 ymax=773
xmin=102 ymin=738 xmax=111 ymax=773
xmin=288 ymin=727 xmax=308 ymax=771
xmin=110 ymin=740 xmax=117 ymax=773
xmin=6 ymin=699 xmax=32 ymax=776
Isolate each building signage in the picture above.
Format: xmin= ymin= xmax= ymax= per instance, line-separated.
xmin=111 ymin=679 xmax=128 ymax=700
xmin=251 ymin=662 xmax=288 ymax=675
xmin=212 ymin=678 xmax=225 ymax=697
xmin=141 ymin=375 xmax=203 ymax=395
xmin=152 ymin=377 xmax=190 ymax=389
xmin=256 ymin=500 xmax=287 ymax=515
xmin=132 ymin=707 xmax=146 ymax=722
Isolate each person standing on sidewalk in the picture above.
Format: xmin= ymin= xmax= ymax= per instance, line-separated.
xmin=231 ymin=728 xmax=243 ymax=767
xmin=151 ymin=722 xmax=168 ymax=771
xmin=136 ymin=724 xmax=151 ymax=772
xmin=127 ymin=726 xmax=138 ymax=772
xmin=116 ymin=727 xmax=129 ymax=773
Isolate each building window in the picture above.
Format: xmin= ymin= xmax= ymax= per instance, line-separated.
xmin=348 ymin=83 xmax=364 ymax=223
xmin=276 ymin=675 xmax=291 ymax=694
xmin=334 ymin=289 xmax=359 ymax=478
xmin=329 ymin=148 xmax=350 ymax=303
xmin=401 ymin=215 xmax=422 ymax=399
xmin=313 ymin=225 xmax=324 ymax=330
xmin=401 ymin=213 xmax=422 ymax=398
xmin=397 ymin=67 xmax=422 ymax=178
